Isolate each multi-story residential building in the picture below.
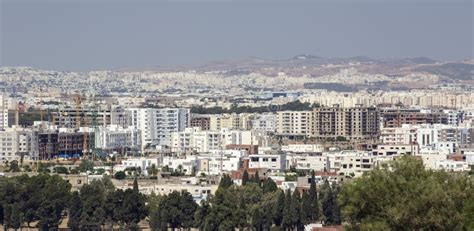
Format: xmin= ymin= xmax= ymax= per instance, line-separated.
xmin=53 ymin=107 xmax=128 ymax=128
xmin=209 ymin=113 xmax=254 ymax=131
xmin=251 ymin=113 xmax=277 ymax=133
xmin=380 ymin=124 xmax=466 ymax=154
xmin=95 ymin=125 xmax=141 ymax=153
xmin=248 ymin=153 xmax=286 ymax=172
xmin=287 ymin=153 xmax=328 ymax=172
xmin=190 ymin=115 xmax=211 ymax=130
xmin=0 ymin=94 xmax=15 ymax=130
xmin=197 ymin=150 xmax=244 ymax=175
xmin=276 ymin=111 xmax=313 ymax=137
xmin=37 ymin=129 xmax=93 ymax=159
xmin=57 ymin=131 xmax=92 ymax=158
xmin=380 ymin=126 xmax=418 ymax=145
xmin=373 ymin=144 xmax=419 ymax=156
xmin=312 ymin=106 xmax=379 ymax=141
xmin=327 ymin=151 xmax=378 ymax=177
xmin=281 ymin=144 xmax=324 ymax=153
xmin=170 ymin=127 xmax=220 ymax=153
xmin=380 ymin=108 xmax=448 ymax=128
xmin=37 ymin=132 xmax=59 ymax=160
xmin=127 ymin=108 xmax=190 ymax=149
xmin=0 ymin=127 xmax=37 ymax=162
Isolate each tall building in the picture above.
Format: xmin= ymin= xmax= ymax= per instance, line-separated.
xmin=0 ymin=127 xmax=37 ymax=162
xmin=0 ymin=94 xmax=15 ymax=130
xmin=312 ymin=106 xmax=379 ymax=141
xmin=53 ymin=107 xmax=128 ymax=128
xmin=276 ymin=111 xmax=313 ymax=137
xmin=95 ymin=125 xmax=141 ymax=153
xmin=251 ymin=113 xmax=277 ymax=133
xmin=380 ymin=108 xmax=448 ymax=128
xmin=190 ymin=115 xmax=211 ymax=130
xmin=127 ymin=108 xmax=190 ymax=149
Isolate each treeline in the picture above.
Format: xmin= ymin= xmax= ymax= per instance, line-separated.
xmin=0 ymin=171 xmax=339 ymax=231
xmin=1 ymin=156 xmax=473 ymax=230
xmin=0 ymin=175 xmax=146 ymax=230
xmin=146 ymin=171 xmax=340 ymax=230
xmin=191 ymin=100 xmax=320 ymax=114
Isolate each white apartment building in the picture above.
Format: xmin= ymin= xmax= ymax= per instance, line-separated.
xmin=209 ymin=113 xmax=254 ymax=131
xmin=0 ymin=127 xmax=37 ymax=162
xmin=380 ymin=126 xmax=417 ymax=145
xmin=251 ymin=113 xmax=277 ymax=133
xmin=327 ymin=151 xmax=376 ymax=177
xmin=282 ymin=144 xmax=324 ymax=153
xmin=276 ymin=111 xmax=313 ymax=136
xmin=287 ymin=154 xmax=328 ymax=172
xmin=197 ymin=150 xmax=244 ymax=175
xmin=374 ymin=144 xmax=419 ymax=156
xmin=95 ymin=125 xmax=141 ymax=151
xmin=248 ymin=153 xmax=286 ymax=172
xmin=127 ymin=108 xmax=190 ymax=150
xmin=115 ymin=157 xmax=160 ymax=175
xmin=0 ymin=94 xmax=15 ymax=130
xmin=162 ymin=155 xmax=198 ymax=175
xmin=170 ymin=127 xmax=220 ymax=153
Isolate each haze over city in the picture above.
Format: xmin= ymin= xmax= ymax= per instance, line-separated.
xmin=0 ymin=0 xmax=473 ymax=230
xmin=1 ymin=0 xmax=473 ymax=71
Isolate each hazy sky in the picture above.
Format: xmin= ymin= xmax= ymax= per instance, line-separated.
xmin=1 ymin=0 xmax=472 ymax=71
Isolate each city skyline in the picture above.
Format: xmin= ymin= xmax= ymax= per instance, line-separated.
xmin=1 ymin=0 xmax=473 ymax=71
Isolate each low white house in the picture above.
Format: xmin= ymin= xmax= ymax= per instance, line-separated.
xmin=115 ymin=157 xmax=159 ymax=175
xmin=434 ymin=159 xmax=470 ymax=172
xmin=248 ymin=153 xmax=286 ymax=172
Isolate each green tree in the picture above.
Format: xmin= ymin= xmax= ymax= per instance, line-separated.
xmin=148 ymin=164 xmax=159 ymax=177
xmin=193 ymin=200 xmax=210 ymax=230
xmin=114 ymin=170 xmax=126 ymax=179
xmin=282 ymin=189 xmax=293 ymax=230
xmin=321 ymin=180 xmax=340 ymax=225
xmin=218 ymin=174 xmax=234 ymax=189
xmin=7 ymin=204 xmax=21 ymax=230
xmin=251 ymin=207 xmax=264 ymax=231
xmin=254 ymin=171 xmax=260 ymax=184
xmin=300 ymin=191 xmax=312 ymax=225
xmin=308 ymin=171 xmax=319 ymax=222
xmin=242 ymin=170 xmax=249 ymax=186
xmin=68 ymin=191 xmax=82 ymax=231
xmin=78 ymin=179 xmax=113 ymax=229
xmin=133 ymin=177 xmax=139 ymax=193
xmin=339 ymin=155 xmax=472 ymax=230
xmin=273 ymin=190 xmax=285 ymax=227
xmin=78 ymin=160 xmax=94 ymax=172
xmin=291 ymin=189 xmax=302 ymax=229
xmin=53 ymin=166 xmax=69 ymax=174
xmin=262 ymin=177 xmax=278 ymax=194
xmin=235 ymin=196 xmax=248 ymax=230
xmin=8 ymin=160 xmax=21 ymax=172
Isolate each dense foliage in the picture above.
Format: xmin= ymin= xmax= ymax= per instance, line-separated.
xmin=1 ymin=157 xmax=471 ymax=230
xmin=191 ymin=100 xmax=320 ymax=114
xmin=147 ymin=172 xmax=337 ymax=231
xmin=339 ymin=156 xmax=474 ymax=230
xmin=0 ymin=174 xmax=71 ymax=230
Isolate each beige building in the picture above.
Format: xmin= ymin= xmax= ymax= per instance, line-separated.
xmin=276 ymin=111 xmax=313 ymax=136
xmin=312 ymin=106 xmax=379 ymax=141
